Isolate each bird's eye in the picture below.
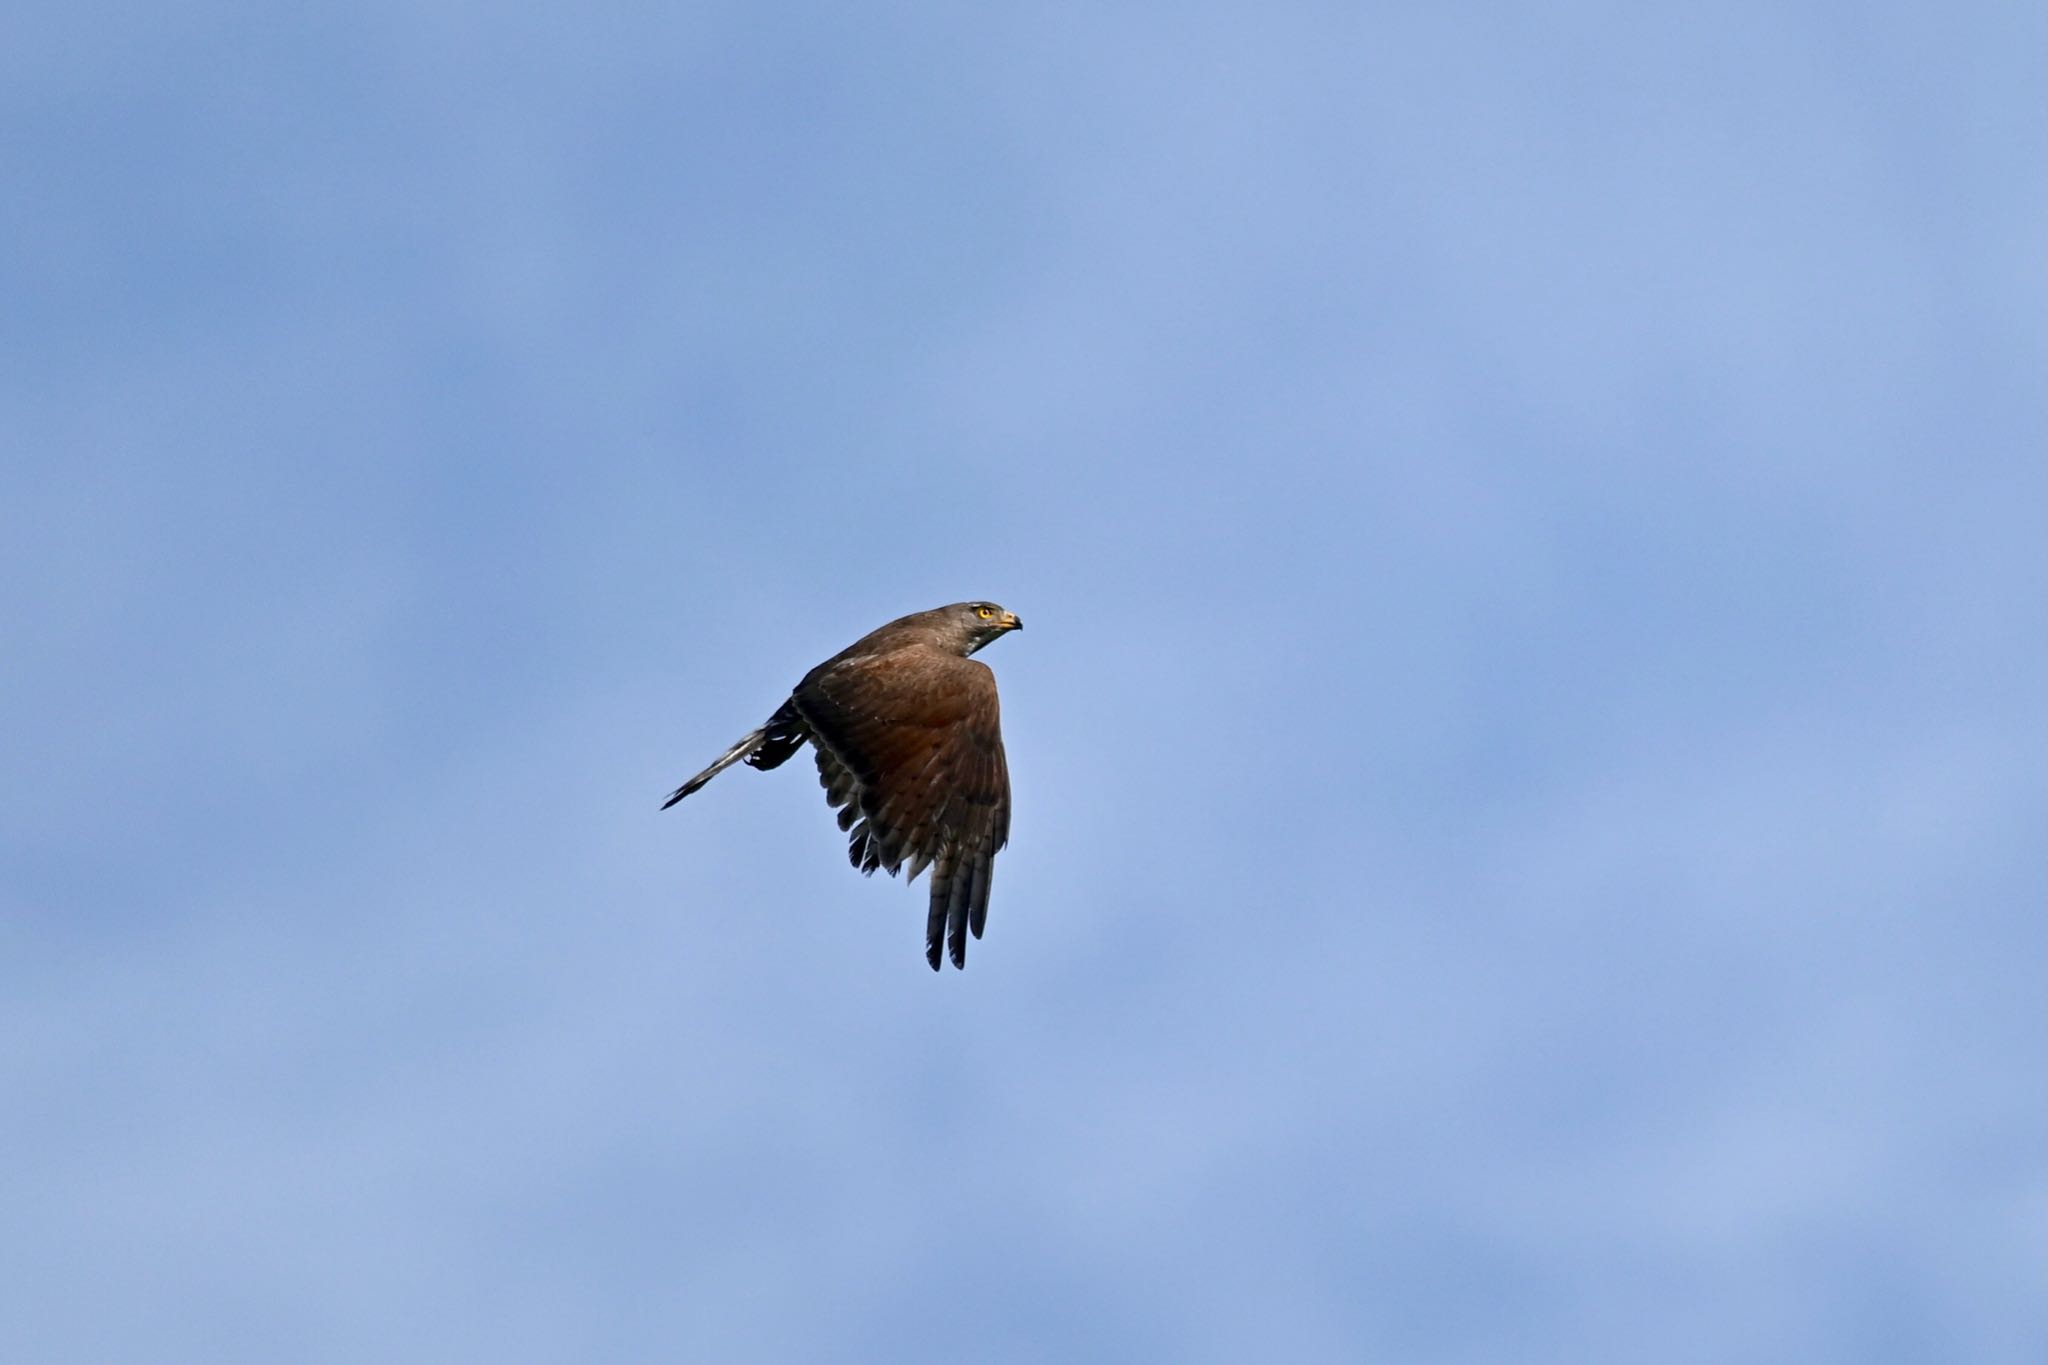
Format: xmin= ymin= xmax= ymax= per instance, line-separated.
xmin=976 ymin=605 xmax=995 ymax=619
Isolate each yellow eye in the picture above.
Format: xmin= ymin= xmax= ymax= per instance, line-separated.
xmin=976 ymin=605 xmax=995 ymax=619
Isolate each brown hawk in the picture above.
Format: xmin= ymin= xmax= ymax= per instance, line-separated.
xmin=662 ymin=601 xmax=1022 ymax=970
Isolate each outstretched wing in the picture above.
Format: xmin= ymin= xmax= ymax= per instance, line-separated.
xmin=794 ymin=646 xmax=1010 ymax=970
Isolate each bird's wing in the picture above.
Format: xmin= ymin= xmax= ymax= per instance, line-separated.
xmin=795 ymin=647 xmax=1010 ymax=969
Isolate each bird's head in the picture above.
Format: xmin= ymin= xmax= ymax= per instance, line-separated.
xmin=945 ymin=600 xmax=1023 ymax=655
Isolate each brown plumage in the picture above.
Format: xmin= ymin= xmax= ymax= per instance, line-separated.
xmin=662 ymin=602 xmax=1021 ymax=970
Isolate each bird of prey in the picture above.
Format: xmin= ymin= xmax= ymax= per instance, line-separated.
xmin=662 ymin=601 xmax=1022 ymax=970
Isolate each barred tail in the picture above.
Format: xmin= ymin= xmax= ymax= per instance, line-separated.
xmin=660 ymin=728 xmax=767 ymax=809
xmin=660 ymin=700 xmax=809 ymax=809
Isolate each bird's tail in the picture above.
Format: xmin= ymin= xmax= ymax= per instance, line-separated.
xmin=660 ymin=728 xmax=768 ymax=809
xmin=660 ymin=701 xmax=809 ymax=809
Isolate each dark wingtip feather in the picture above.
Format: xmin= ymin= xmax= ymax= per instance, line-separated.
xmin=944 ymin=866 xmax=971 ymax=969
xmin=926 ymin=873 xmax=950 ymax=971
xmin=967 ymin=855 xmax=991 ymax=940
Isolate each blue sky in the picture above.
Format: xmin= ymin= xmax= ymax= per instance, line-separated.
xmin=1 ymin=1 xmax=2040 ymax=1361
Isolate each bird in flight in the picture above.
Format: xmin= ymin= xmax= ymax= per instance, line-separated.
xmin=663 ymin=602 xmax=1022 ymax=970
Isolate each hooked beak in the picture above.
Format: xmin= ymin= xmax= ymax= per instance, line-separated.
xmin=999 ymin=611 xmax=1022 ymax=631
